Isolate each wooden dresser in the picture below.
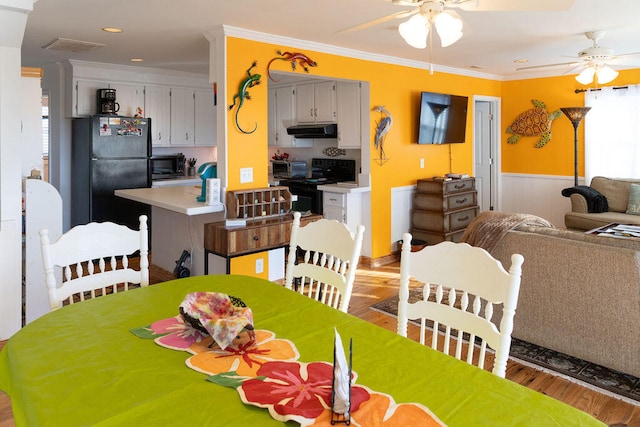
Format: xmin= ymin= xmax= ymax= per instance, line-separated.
xmin=410 ymin=177 xmax=479 ymax=245
xmin=203 ymin=213 xmax=321 ymax=274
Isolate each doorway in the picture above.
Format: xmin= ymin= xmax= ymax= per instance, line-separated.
xmin=473 ymin=96 xmax=501 ymax=212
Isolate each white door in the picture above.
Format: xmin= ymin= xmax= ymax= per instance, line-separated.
xmin=473 ymin=97 xmax=500 ymax=212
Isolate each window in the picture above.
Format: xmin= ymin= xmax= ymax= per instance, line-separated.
xmin=42 ymin=95 xmax=49 ymax=156
xmin=584 ymin=85 xmax=640 ymax=183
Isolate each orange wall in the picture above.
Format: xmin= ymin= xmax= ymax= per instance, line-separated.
xmin=224 ymin=36 xmax=640 ymax=260
xmin=225 ymin=37 xmax=502 ymax=259
xmin=502 ymin=68 xmax=640 ymax=176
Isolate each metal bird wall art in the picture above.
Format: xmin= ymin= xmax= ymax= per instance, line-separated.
xmin=372 ymin=105 xmax=392 ymax=161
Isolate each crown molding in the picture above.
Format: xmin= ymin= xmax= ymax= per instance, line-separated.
xmin=219 ymin=25 xmax=503 ymax=82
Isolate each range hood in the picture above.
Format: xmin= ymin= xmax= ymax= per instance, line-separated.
xmin=286 ymin=123 xmax=337 ymax=139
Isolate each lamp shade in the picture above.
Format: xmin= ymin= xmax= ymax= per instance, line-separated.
xmin=575 ymin=64 xmax=619 ymax=85
xmin=434 ymin=12 xmax=463 ymax=47
xmin=576 ymin=67 xmax=595 ymax=85
xmin=399 ymin=14 xmax=429 ymax=49
xmin=596 ymin=65 xmax=618 ymax=84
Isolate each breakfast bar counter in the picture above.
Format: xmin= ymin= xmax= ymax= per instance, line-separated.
xmin=116 ymin=186 xmax=225 ymax=276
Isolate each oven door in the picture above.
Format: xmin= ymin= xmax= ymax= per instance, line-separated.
xmin=286 ymin=184 xmax=323 ymax=215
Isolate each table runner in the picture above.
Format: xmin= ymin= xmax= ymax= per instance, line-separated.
xmin=0 ymin=275 xmax=605 ymax=426
xmin=132 ymin=313 xmax=444 ymax=425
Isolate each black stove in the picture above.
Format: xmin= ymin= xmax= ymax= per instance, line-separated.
xmin=280 ymin=158 xmax=356 ymax=215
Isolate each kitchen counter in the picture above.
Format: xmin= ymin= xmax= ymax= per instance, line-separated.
xmin=317 ymin=183 xmax=371 ymax=194
xmin=151 ymin=177 xmax=201 ymax=188
xmin=115 ymin=186 xmax=223 ymax=215
xmin=115 ymin=186 xmax=225 ymax=276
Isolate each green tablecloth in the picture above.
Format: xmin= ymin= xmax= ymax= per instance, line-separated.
xmin=0 ymin=275 xmax=603 ymax=426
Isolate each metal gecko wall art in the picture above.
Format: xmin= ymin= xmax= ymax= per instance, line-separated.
xmin=228 ymin=61 xmax=262 ymax=134
xmin=267 ymin=50 xmax=318 ymax=82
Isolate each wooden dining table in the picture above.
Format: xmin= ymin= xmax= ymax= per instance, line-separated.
xmin=0 ymin=275 xmax=604 ymax=426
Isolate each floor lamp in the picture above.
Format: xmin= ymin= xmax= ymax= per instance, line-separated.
xmin=560 ymin=107 xmax=591 ymax=186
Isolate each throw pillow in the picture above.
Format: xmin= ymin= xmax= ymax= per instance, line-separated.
xmin=626 ymin=184 xmax=640 ymax=215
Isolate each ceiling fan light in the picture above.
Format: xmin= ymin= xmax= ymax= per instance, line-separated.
xmin=434 ymin=12 xmax=463 ymax=47
xmin=399 ymin=14 xmax=429 ymax=49
xmin=596 ymin=65 xmax=619 ymax=84
xmin=576 ymin=67 xmax=595 ymax=85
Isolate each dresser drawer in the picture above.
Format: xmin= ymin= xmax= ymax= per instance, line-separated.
xmin=323 ymin=192 xmax=346 ymax=208
xmin=414 ymin=191 xmax=477 ymax=211
xmin=204 ymin=214 xmax=321 ymax=256
xmin=416 ymin=177 xmax=475 ymax=194
xmin=411 ymin=206 xmax=478 ymax=233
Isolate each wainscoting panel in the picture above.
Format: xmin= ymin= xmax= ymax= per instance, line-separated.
xmin=499 ymin=173 xmax=577 ymax=228
xmin=390 ymin=185 xmax=416 ymax=252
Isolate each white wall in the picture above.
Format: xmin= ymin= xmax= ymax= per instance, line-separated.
xmin=0 ymin=0 xmax=36 ymax=339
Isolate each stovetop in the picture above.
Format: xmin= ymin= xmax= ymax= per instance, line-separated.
xmin=279 ymin=158 xmax=355 ymax=188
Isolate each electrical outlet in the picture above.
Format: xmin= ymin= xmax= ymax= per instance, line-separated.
xmin=240 ymin=167 xmax=253 ymax=183
xmin=420 ymin=158 xmax=425 ymax=169
xmin=255 ymin=258 xmax=264 ymax=274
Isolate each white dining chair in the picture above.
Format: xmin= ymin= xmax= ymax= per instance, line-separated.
xmin=39 ymin=215 xmax=149 ymax=311
xmin=397 ymin=234 xmax=524 ymax=378
xmin=284 ymin=211 xmax=365 ymax=313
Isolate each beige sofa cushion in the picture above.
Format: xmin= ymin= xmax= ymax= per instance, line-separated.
xmin=590 ymin=176 xmax=640 ymax=212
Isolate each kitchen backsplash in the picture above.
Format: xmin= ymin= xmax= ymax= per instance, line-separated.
xmin=268 ymin=140 xmax=360 ymax=177
xmin=153 ymin=146 xmax=217 ymax=168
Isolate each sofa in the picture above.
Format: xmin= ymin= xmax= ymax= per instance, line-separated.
xmin=484 ymin=222 xmax=640 ymax=378
xmin=564 ymin=176 xmax=640 ymax=231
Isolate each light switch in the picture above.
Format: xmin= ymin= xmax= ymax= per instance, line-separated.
xmin=240 ymin=167 xmax=253 ymax=183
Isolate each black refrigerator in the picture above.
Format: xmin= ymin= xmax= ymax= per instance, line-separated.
xmin=71 ymin=116 xmax=151 ymax=231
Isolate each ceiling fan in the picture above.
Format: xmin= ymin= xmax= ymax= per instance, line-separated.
xmin=338 ymin=0 xmax=576 ymax=48
xmin=517 ymin=31 xmax=640 ymax=85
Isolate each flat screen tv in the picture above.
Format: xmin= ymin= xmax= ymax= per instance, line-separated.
xmin=418 ymin=91 xmax=469 ymax=144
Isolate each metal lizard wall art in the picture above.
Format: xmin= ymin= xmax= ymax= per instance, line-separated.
xmin=228 ymin=61 xmax=262 ymax=134
xmin=267 ymin=50 xmax=318 ymax=82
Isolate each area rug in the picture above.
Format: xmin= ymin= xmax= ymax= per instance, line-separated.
xmin=371 ymin=289 xmax=640 ymax=403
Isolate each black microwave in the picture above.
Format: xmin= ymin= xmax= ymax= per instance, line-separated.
xmin=151 ymin=154 xmax=186 ymax=180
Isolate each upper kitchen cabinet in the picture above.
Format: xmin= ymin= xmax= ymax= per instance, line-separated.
xmin=170 ymin=88 xmax=196 ymax=146
xmin=71 ymin=81 xmax=143 ymax=118
xmin=72 ymin=79 xmax=109 ymax=117
xmin=169 ymin=87 xmax=217 ymax=147
xmin=336 ymin=81 xmax=362 ymax=149
xmin=194 ymin=88 xmax=216 ymax=146
xmin=110 ymin=83 xmax=144 ymax=117
xmin=144 ymin=85 xmax=171 ymax=147
xmin=295 ymin=81 xmax=336 ymax=124
xmin=269 ymin=86 xmax=312 ymax=148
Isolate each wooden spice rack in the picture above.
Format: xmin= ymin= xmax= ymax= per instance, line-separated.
xmin=226 ymin=186 xmax=292 ymax=219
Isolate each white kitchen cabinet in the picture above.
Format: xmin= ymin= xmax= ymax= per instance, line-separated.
xmin=336 ymin=81 xmax=362 ymax=149
xmin=268 ymin=86 xmax=312 ymax=148
xmin=295 ymin=81 xmax=336 ymax=124
xmin=170 ymin=87 xmax=195 ymax=146
xmin=323 ymin=190 xmax=363 ymax=234
xmin=144 ymin=85 xmax=171 ymax=147
xmin=73 ymin=79 xmax=108 ymax=117
xmin=194 ymin=88 xmax=216 ymax=146
xmin=110 ymin=82 xmax=144 ymax=117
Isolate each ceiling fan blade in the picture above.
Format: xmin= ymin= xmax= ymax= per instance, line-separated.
xmin=562 ymin=64 xmax=586 ymax=75
xmin=615 ymin=51 xmax=640 ymax=58
xmin=457 ymin=0 xmax=575 ymax=11
xmin=336 ymin=9 xmax=417 ymax=34
xmin=517 ymin=61 xmax=582 ymax=71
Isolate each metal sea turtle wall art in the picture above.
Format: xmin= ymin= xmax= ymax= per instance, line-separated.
xmin=506 ymin=99 xmax=562 ymax=148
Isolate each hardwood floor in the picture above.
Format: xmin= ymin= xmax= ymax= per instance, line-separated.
xmin=1 ymin=262 xmax=639 ymax=426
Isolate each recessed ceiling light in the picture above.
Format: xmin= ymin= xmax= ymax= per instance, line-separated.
xmin=102 ymin=27 xmax=123 ymax=33
xmin=514 ymin=59 xmax=528 ymax=63
xmin=130 ymin=58 xmax=144 ymax=62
